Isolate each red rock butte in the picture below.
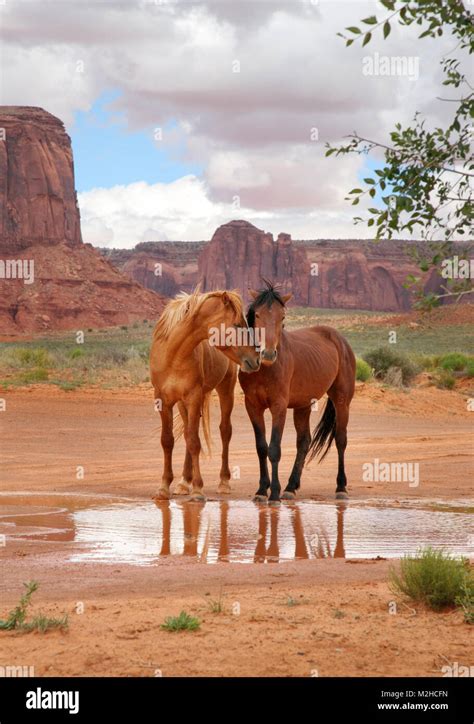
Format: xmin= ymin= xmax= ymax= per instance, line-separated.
xmin=104 ymin=219 xmax=460 ymax=311
xmin=0 ymin=106 xmax=165 ymax=334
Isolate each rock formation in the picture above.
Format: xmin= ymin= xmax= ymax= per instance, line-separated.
xmin=0 ymin=106 xmax=165 ymax=334
xmin=102 ymin=241 xmax=206 ymax=298
xmin=0 ymin=106 xmax=82 ymax=250
xmin=108 ymin=220 xmax=450 ymax=311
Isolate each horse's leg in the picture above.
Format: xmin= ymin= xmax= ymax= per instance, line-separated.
xmin=156 ymin=403 xmax=174 ymax=500
xmin=328 ymin=388 xmax=351 ymax=500
xmin=175 ymin=401 xmax=192 ymax=495
xmin=244 ymin=397 xmax=270 ymax=501
xmin=282 ymin=405 xmax=311 ymax=500
xmin=268 ymin=403 xmax=287 ymax=504
xmin=185 ymin=393 xmax=206 ymax=501
xmin=215 ymin=365 xmax=237 ymax=494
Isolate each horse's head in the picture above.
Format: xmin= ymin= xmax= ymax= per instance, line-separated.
xmin=247 ymin=281 xmax=292 ymax=366
xmin=202 ymin=290 xmax=261 ymax=373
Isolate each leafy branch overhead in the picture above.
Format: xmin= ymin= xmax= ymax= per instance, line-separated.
xmin=328 ymin=0 xmax=473 ymax=309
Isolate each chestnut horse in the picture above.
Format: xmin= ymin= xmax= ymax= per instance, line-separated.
xmin=150 ymin=289 xmax=260 ymax=501
xmin=238 ymin=282 xmax=355 ymax=503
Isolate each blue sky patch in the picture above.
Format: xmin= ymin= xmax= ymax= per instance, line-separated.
xmin=70 ymin=90 xmax=203 ymax=191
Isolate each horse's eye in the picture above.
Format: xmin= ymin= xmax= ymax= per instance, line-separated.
xmin=255 ymin=313 xmax=260 ymax=319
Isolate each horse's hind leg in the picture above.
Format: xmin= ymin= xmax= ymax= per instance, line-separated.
xmin=327 ymin=388 xmax=351 ymax=500
xmin=185 ymin=392 xmax=206 ymax=501
xmin=282 ymin=405 xmax=311 ymax=500
xmin=215 ymin=365 xmax=236 ymax=494
xmin=175 ymin=402 xmax=192 ymax=495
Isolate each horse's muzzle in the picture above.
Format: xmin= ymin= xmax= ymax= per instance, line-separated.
xmin=260 ymin=349 xmax=277 ymax=365
xmin=242 ymin=357 xmax=261 ymax=372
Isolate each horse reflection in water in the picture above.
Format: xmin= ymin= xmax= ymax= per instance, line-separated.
xmin=154 ymin=500 xmax=346 ymax=563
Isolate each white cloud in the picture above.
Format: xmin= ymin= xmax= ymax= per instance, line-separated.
xmin=79 ymin=176 xmax=226 ymax=245
xmin=1 ymin=0 xmax=467 ymax=239
xmin=78 ymin=167 xmax=376 ymax=247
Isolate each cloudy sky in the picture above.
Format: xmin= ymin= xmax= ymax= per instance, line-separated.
xmin=0 ymin=0 xmax=464 ymax=247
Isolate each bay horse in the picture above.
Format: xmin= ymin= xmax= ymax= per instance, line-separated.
xmin=150 ymin=288 xmax=260 ymax=501
xmin=238 ymin=282 xmax=355 ymax=503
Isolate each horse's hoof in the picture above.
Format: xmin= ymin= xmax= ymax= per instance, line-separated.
xmin=281 ymin=491 xmax=296 ymax=500
xmin=154 ymin=488 xmax=171 ymax=500
xmin=335 ymin=490 xmax=349 ymax=500
xmin=217 ymin=482 xmax=231 ymax=494
xmin=253 ymin=494 xmax=268 ymax=503
xmin=190 ymin=492 xmax=206 ymax=502
xmin=174 ymin=481 xmax=192 ymax=495
xmin=268 ymin=499 xmax=281 ymax=507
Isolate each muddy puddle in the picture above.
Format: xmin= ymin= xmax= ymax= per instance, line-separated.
xmin=0 ymin=493 xmax=472 ymax=566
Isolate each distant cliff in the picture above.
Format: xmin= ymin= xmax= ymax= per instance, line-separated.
xmin=102 ymin=241 xmax=207 ymax=298
xmin=0 ymin=106 xmax=165 ymax=334
xmin=103 ymin=220 xmax=456 ymax=311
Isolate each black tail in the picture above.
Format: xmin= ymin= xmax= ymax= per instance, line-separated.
xmin=306 ymin=398 xmax=336 ymax=464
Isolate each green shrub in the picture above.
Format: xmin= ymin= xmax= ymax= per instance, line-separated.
xmin=19 ymin=368 xmax=49 ymax=384
xmin=363 ymin=347 xmax=420 ymax=385
xmin=389 ymin=547 xmax=472 ymax=612
xmin=415 ymin=355 xmax=439 ymax=371
xmin=435 ymin=370 xmax=456 ymax=390
xmin=161 ymin=611 xmax=201 ymax=632
xmin=355 ymin=358 xmax=372 ymax=381
xmin=13 ymin=348 xmax=53 ymax=368
xmin=456 ymin=580 xmax=474 ymax=624
xmin=0 ymin=581 xmax=68 ymax=633
xmin=68 ymin=348 xmax=84 ymax=359
xmin=465 ymin=359 xmax=474 ymax=378
xmin=440 ymin=352 xmax=469 ymax=372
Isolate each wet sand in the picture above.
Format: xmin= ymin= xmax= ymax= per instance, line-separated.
xmin=0 ymin=385 xmax=472 ymax=677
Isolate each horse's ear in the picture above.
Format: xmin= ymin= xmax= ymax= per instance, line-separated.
xmin=281 ymin=293 xmax=292 ymax=304
xmin=221 ymin=291 xmax=230 ymax=305
xmin=249 ymin=289 xmax=259 ymax=300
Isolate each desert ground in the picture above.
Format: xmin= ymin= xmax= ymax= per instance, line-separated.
xmin=1 ymin=374 xmax=472 ymax=677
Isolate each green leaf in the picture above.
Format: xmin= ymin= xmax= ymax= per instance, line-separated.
xmin=346 ymin=38 xmax=354 ymax=47
xmin=362 ymin=16 xmax=377 ymax=25
xmin=362 ymin=32 xmax=372 ymax=47
xmin=364 ymin=178 xmax=375 ymax=184
xmin=346 ymin=26 xmax=361 ymax=34
xmin=368 ymin=218 xmax=375 ymax=227
xmin=348 ymin=188 xmax=363 ymax=194
xmin=383 ymin=21 xmax=391 ymax=39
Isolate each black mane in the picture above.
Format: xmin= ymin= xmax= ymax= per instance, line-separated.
xmin=246 ymin=279 xmax=285 ymax=327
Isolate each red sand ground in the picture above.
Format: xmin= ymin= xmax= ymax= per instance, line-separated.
xmin=0 ymin=384 xmax=472 ymax=677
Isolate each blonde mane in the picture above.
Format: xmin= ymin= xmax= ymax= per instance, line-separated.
xmin=153 ymin=287 xmax=244 ymax=343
